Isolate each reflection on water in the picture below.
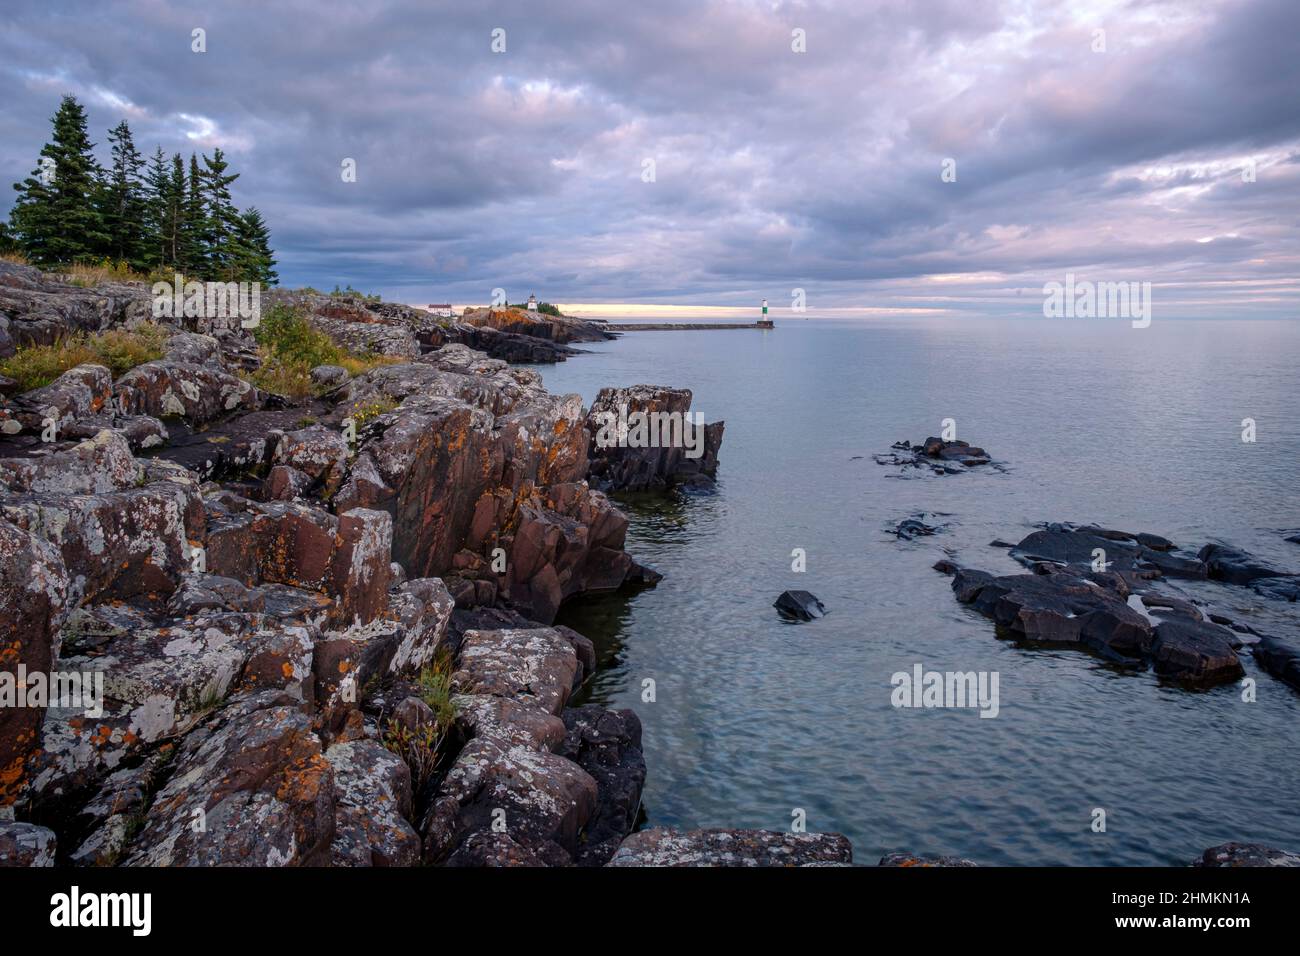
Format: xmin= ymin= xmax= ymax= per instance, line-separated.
xmin=538 ymin=317 xmax=1300 ymax=865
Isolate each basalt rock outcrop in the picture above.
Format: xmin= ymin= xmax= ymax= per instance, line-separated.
xmin=458 ymin=306 xmax=612 ymax=345
xmin=586 ymin=385 xmax=723 ymax=492
xmin=0 ymin=261 xmax=152 ymax=352
xmin=0 ymin=267 xmax=680 ymax=867
xmin=425 ymin=323 xmax=582 ymax=364
xmin=263 ymin=292 xmax=611 ymax=365
xmin=875 ymin=437 xmax=1001 ymax=476
xmin=935 ymin=524 xmax=1265 ymax=686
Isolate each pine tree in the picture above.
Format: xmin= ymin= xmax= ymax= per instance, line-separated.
xmin=235 ymin=207 xmax=277 ymax=284
xmin=201 ymin=149 xmax=246 ymax=282
xmin=8 ymin=95 xmax=107 ymax=264
xmin=101 ymin=120 xmax=148 ymax=268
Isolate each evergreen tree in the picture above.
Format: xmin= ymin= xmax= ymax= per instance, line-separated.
xmin=182 ymin=154 xmax=209 ymax=277
xmin=235 ymin=207 xmax=277 ymax=284
xmin=101 ymin=120 xmax=148 ymax=268
xmin=6 ymin=96 xmax=278 ymax=280
xmin=166 ymin=154 xmax=187 ymax=271
xmin=142 ymin=146 xmax=171 ymax=270
xmin=8 ymin=95 xmax=107 ymax=264
xmin=201 ymin=148 xmax=246 ymax=281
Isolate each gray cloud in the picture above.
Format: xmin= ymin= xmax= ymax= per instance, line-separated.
xmin=2 ymin=0 xmax=1297 ymax=317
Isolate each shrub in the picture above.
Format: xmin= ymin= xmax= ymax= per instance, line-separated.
xmin=330 ymin=284 xmax=382 ymax=305
xmin=248 ymin=303 xmax=397 ymax=399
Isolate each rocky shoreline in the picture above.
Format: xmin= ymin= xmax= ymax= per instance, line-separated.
xmin=1 ymin=262 xmax=1295 ymax=867
xmin=1 ymin=261 xmax=851 ymax=868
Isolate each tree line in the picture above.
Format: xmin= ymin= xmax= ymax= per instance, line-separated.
xmin=4 ymin=95 xmax=276 ymax=284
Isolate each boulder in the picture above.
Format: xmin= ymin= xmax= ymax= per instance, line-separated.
xmin=0 ymin=821 xmax=57 ymax=866
xmin=877 ymin=437 xmax=996 ymax=475
xmin=1198 ymin=543 xmax=1289 ymax=585
xmin=774 ymin=589 xmax=826 ymax=622
xmin=325 ymin=739 xmax=421 ymax=867
xmin=1 ymin=465 xmax=204 ymax=607
xmin=31 ymin=610 xmax=317 ymax=798
xmin=1013 ymin=527 xmax=1206 ymax=581
xmin=9 ymin=363 xmax=113 ymax=432
xmin=586 ymin=385 xmax=723 ymax=492
xmin=0 ymin=429 xmax=141 ymax=495
xmin=940 ymin=566 xmax=1151 ymax=660
xmin=1149 ymin=619 xmax=1244 ymax=684
xmin=607 ymin=827 xmax=853 ymax=867
xmin=0 ymin=261 xmax=151 ymax=348
xmin=113 ymin=360 xmax=260 ymax=426
xmin=163 ymin=331 xmax=222 ymax=366
xmin=166 ymin=573 xmax=266 ymax=617
xmin=558 ymin=704 xmax=646 ymax=866
xmin=384 ymin=577 xmax=455 ymax=674
xmin=309 ymin=365 xmax=350 ymax=390
xmin=422 ymin=734 xmax=598 ymax=866
xmin=1252 ymin=636 xmax=1300 ymax=691
xmin=270 ymin=425 xmax=349 ymax=493
xmin=453 ymin=628 xmax=580 ymax=715
xmin=124 ymin=694 xmax=335 ymax=866
xmin=204 ymin=496 xmax=392 ymax=627
xmin=311 ymin=578 xmax=452 ymax=723
xmin=452 ymin=693 xmax=567 ymax=751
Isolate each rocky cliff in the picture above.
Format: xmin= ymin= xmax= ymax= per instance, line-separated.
xmin=0 ymin=261 xmax=725 ymax=867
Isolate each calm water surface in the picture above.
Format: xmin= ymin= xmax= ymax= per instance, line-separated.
xmin=533 ymin=317 xmax=1300 ymax=866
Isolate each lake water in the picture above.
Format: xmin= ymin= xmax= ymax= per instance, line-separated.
xmin=534 ymin=316 xmax=1300 ymax=866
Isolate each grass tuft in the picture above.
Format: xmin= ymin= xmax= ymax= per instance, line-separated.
xmin=0 ymin=323 xmax=169 ymax=391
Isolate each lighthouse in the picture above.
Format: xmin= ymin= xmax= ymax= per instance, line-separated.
xmin=757 ymin=297 xmax=774 ymax=329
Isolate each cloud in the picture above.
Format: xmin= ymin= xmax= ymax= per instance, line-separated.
xmin=0 ymin=0 xmax=1297 ymax=317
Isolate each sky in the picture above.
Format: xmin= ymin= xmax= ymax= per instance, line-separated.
xmin=1 ymin=0 xmax=1298 ymax=319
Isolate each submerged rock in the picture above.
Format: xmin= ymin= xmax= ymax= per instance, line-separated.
xmin=607 ymin=827 xmax=853 ymax=867
xmin=876 ymin=437 xmax=999 ymax=476
xmin=936 ymin=559 xmax=1245 ymax=685
xmin=1252 ymin=636 xmax=1300 ymax=691
xmin=1192 ymin=842 xmax=1300 ymax=867
xmin=1198 ymin=543 xmax=1288 ymax=585
xmin=774 ymin=589 xmax=826 ymax=621
xmin=879 ymin=852 xmax=978 ymax=867
xmin=892 ymin=514 xmax=946 ymax=540
xmin=1012 ymin=526 xmax=1206 ymax=581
